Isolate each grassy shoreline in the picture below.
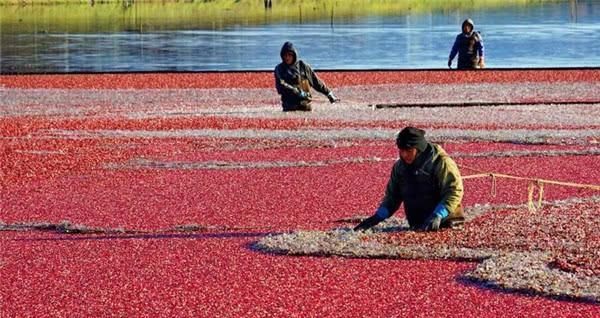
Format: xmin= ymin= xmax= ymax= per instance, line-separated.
xmin=1 ymin=0 xmax=558 ymax=33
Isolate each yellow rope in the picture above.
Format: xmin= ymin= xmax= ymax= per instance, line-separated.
xmin=459 ymin=164 xmax=599 ymax=211
xmin=491 ymin=174 xmax=497 ymax=197
xmin=537 ymin=181 xmax=545 ymax=209
xmin=460 ymin=163 xmax=600 ymax=191
xmin=527 ymin=181 xmax=535 ymax=211
xmin=463 ymin=172 xmax=600 ymax=191
xmin=526 ymin=181 xmax=544 ymax=212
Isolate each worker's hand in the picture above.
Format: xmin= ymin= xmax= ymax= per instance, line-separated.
xmin=327 ymin=92 xmax=339 ymax=103
xmin=298 ymin=90 xmax=309 ymax=99
xmin=422 ymin=204 xmax=449 ymax=231
xmin=478 ymin=58 xmax=485 ymax=69
xmin=353 ymin=214 xmax=383 ymax=231
xmin=447 ymin=59 xmax=452 ymax=69
xmin=424 ymin=214 xmax=442 ymax=231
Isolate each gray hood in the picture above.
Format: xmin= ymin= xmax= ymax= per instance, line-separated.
xmin=280 ymin=41 xmax=298 ymax=64
xmin=462 ymin=18 xmax=474 ymax=33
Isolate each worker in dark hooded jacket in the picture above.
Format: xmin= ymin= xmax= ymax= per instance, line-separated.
xmin=448 ymin=19 xmax=485 ymax=69
xmin=274 ymin=41 xmax=338 ymax=111
xmin=355 ymin=127 xmax=465 ymax=232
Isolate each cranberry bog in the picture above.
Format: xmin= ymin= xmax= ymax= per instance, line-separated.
xmin=1 ymin=70 xmax=599 ymax=317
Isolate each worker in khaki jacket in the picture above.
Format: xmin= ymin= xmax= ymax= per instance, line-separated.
xmin=274 ymin=41 xmax=338 ymax=111
xmin=355 ymin=127 xmax=465 ymax=231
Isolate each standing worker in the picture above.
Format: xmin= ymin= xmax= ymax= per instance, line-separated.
xmin=448 ymin=19 xmax=485 ymax=69
xmin=274 ymin=41 xmax=338 ymax=111
xmin=355 ymin=127 xmax=465 ymax=232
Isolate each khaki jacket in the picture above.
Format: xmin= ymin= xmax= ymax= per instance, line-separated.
xmin=380 ymin=143 xmax=464 ymax=227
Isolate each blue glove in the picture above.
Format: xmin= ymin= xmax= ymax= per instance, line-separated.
xmin=433 ymin=204 xmax=449 ymax=219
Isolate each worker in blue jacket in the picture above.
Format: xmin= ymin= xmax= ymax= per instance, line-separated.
xmin=448 ymin=19 xmax=485 ymax=69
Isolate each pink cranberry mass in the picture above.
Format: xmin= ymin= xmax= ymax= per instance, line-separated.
xmin=0 ymin=70 xmax=598 ymax=316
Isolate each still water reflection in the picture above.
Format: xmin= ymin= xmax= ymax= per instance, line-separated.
xmin=0 ymin=0 xmax=598 ymax=73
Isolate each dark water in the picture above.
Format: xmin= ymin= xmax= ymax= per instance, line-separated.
xmin=1 ymin=1 xmax=599 ymax=73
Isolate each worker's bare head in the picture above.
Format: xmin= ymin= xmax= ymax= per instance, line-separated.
xmin=396 ymin=127 xmax=427 ymax=165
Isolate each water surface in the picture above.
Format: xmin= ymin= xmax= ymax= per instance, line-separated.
xmin=0 ymin=0 xmax=598 ymax=73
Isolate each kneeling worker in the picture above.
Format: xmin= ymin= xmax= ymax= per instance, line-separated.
xmin=274 ymin=41 xmax=338 ymax=111
xmin=355 ymin=127 xmax=465 ymax=231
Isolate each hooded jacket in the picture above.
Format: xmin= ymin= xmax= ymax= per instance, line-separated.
xmin=379 ymin=143 xmax=464 ymax=228
xmin=449 ymin=19 xmax=484 ymax=69
xmin=274 ymin=42 xmax=331 ymax=110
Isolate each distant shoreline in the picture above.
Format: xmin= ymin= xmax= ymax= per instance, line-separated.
xmin=0 ymin=0 xmax=556 ymax=33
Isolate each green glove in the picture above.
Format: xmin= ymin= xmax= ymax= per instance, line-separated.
xmin=425 ymin=214 xmax=442 ymax=231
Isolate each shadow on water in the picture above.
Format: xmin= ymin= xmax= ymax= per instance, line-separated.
xmin=1 ymin=0 xmax=599 ymax=72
